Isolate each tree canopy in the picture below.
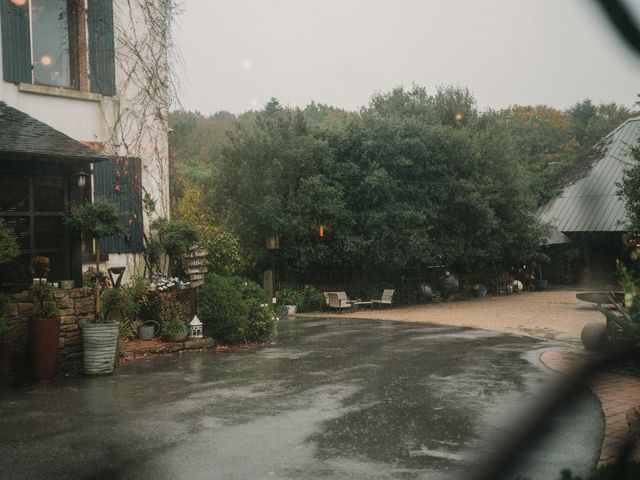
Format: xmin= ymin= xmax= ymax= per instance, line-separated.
xmin=168 ymin=86 xmax=637 ymax=286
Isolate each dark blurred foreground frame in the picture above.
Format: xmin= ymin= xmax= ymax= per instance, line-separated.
xmin=468 ymin=347 xmax=640 ymax=480
xmin=594 ymin=0 xmax=640 ymax=55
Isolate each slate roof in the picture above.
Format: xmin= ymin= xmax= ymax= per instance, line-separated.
xmin=0 ymin=101 xmax=108 ymax=163
xmin=539 ymin=116 xmax=640 ymax=233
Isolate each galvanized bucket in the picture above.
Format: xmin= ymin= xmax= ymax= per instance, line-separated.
xmin=138 ymin=320 xmax=160 ymax=340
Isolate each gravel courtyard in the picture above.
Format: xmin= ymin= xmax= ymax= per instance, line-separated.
xmin=330 ymin=289 xmax=600 ymax=342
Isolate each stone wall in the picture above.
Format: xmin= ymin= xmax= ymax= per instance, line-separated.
xmin=5 ymin=288 xmax=95 ymax=383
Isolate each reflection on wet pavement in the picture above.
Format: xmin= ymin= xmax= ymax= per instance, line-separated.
xmin=0 ymin=317 xmax=602 ymax=480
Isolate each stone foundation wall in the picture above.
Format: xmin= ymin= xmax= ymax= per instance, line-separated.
xmin=5 ymin=288 xmax=95 ymax=383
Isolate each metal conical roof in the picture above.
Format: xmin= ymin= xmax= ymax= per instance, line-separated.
xmin=539 ymin=116 xmax=640 ymax=232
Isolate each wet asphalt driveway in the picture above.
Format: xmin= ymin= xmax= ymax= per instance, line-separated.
xmin=1 ymin=317 xmax=603 ymax=480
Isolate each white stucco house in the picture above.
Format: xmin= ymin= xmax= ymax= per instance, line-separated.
xmin=0 ymin=0 xmax=171 ymax=291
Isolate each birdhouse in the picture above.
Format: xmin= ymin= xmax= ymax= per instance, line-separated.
xmin=189 ymin=315 xmax=203 ymax=338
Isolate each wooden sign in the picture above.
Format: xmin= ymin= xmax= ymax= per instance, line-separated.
xmin=185 ymin=266 xmax=208 ymax=276
xmin=184 ymin=248 xmax=208 ymax=259
xmin=183 ymin=245 xmax=209 ymax=285
xmin=184 ymin=257 xmax=208 ymax=268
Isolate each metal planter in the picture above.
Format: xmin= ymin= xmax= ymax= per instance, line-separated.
xmin=82 ymin=322 xmax=119 ymax=375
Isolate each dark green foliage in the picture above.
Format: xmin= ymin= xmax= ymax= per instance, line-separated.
xmin=100 ymin=287 xmax=137 ymax=321
xmin=152 ymin=219 xmax=199 ymax=258
xmin=210 ymin=87 xmax=543 ymax=285
xmin=29 ymin=283 xmax=59 ymax=319
xmin=199 ymin=273 xmax=276 ymax=344
xmin=279 ymin=289 xmax=304 ymax=309
xmin=300 ymin=286 xmax=325 ymax=312
xmin=66 ymin=198 xmax=126 ymax=240
xmin=620 ymin=142 xmax=640 ymax=233
xmin=200 ymin=273 xmax=249 ymax=343
xmin=169 ymin=87 xmax=636 ymax=288
xmin=160 ymin=318 xmax=189 ymax=336
xmin=230 ymin=277 xmax=276 ymax=342
xmin=151 ymin=218 xmax=198 ymax=276
xmin=0 ymin=218 xmax=19 ymax=265
xmin=139 ymin=290 xmax=161 ymax=322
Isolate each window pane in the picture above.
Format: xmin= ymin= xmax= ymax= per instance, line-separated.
xmin=34 ymin=216 xmax=65 ymax=250
xmin=0 ymin=177 xmax=29 ymax=212
xmin=31 ymin=0 xmax=75 ymax=88
xmin=33 ymin=177 xmax=66 ymax=212
xmin=0 ymin=254 xmax=31 ymax=293
xmin=2 ymin=216 xmax=31 ymax=250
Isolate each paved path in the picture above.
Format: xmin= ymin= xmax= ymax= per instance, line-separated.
xmin=0 ymin=317 xmax=600 ymax=480
xmin=541 ymin=348 xmax=640 ymax=466
xmin=307 ymin=289 xmax=639 ymax=469
xmin=315 ymin=290 xmax=600 ymax=341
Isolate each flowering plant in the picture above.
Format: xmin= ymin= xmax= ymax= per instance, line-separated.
xmin=155 ymin=276 xmax=190 ymax=292
xmin=30 ymin=256 xmax=51 ymax=278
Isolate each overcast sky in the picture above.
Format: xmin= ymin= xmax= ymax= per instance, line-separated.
xmin=173 ymin=0 xmax=640 ymax=115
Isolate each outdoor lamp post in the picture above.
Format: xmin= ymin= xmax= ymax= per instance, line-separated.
xmin=265 ymin=231 xmax=280 ymax=298
xmin=189 ymin=315 xmax=203 ymax=338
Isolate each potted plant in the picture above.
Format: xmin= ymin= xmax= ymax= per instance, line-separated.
xmin=28 ymin=281 xmax=60 ymax=382
xmin=66 ymin=198 xmax=125 ymax=375
xmin=30 ymin=256 xmax=51 ymax=284
xmin=279 ymin=289 xmax=304 ymax=315
xmin=161 ymin=319 xmax=189 ymax=342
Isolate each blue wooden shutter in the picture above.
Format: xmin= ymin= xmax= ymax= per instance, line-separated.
xmin=87 ymin=0 xmax=116 ymax=96
xmin=93 ymin=157 xmax=144 ymax=253
xmin=1 ymin=0 xmax=32 ymax=83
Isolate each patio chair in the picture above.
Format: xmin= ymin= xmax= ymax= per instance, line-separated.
xmin=327 ymin=292 xmax=353 ymax=312
xmin=372 ymin=289 xmax=394 ymax=308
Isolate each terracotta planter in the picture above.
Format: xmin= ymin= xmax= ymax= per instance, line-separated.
xmin=29 ymin=317 xmax=61 ymax=382
xmin=0 ymin=342 xmax=11 ymax=387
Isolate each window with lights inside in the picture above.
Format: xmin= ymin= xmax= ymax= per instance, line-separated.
xmin=0 ymin=0 xmax=116 ymax=95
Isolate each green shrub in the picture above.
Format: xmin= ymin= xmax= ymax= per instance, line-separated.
xmin=279 ymin=289 xmax=304 ymax=309
xmin=232 ymin=277 xmax=277 ymax=342
xmin=300 ymin=286 xmax=325 ymax=312
xmin=0 ymin=218 xmax=19 ymax=265
xmin=161 ymin=318 xmax=189 ymax=336
xmin=101 ymin=287 xmax=136 ymax=321
xmin=246 ymin=303 xmax=277 ymax=342
xmin=200 ymin=273 xmax=249 ymax=344
xmin=30 ymin=283 xmax=59 ymax=319
xmin=200 ymin=273 xmax=276 ymax=344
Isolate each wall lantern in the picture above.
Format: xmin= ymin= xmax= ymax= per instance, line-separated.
xmin=189 ymin=315 xmax=203 ymax=338
xmin=265 ymin=231 xmax=280 ymax=251
xmin=77 ymin=170 xmax=90 ymax=188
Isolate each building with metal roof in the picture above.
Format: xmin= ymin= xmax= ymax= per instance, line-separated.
xmin=540 ymin=116 xmax=639 ymax=233
xmin=539 ymin=116 xmax=640 ymax=284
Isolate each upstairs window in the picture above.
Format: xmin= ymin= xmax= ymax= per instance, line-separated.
xmin=0 ymin=0 xmax=115 ymax=95
xmin=31 ymin=0 xmax=79 ymax=88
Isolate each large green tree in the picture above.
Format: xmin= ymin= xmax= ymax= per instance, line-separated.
xmin=211 ymin=87 xmax=542 ymax=284
xmin=620 ymin=141 xmax=640 ymax=233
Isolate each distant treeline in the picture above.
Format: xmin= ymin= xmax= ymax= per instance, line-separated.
xmin=168 ymin=85 xmax=637 ymax=285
